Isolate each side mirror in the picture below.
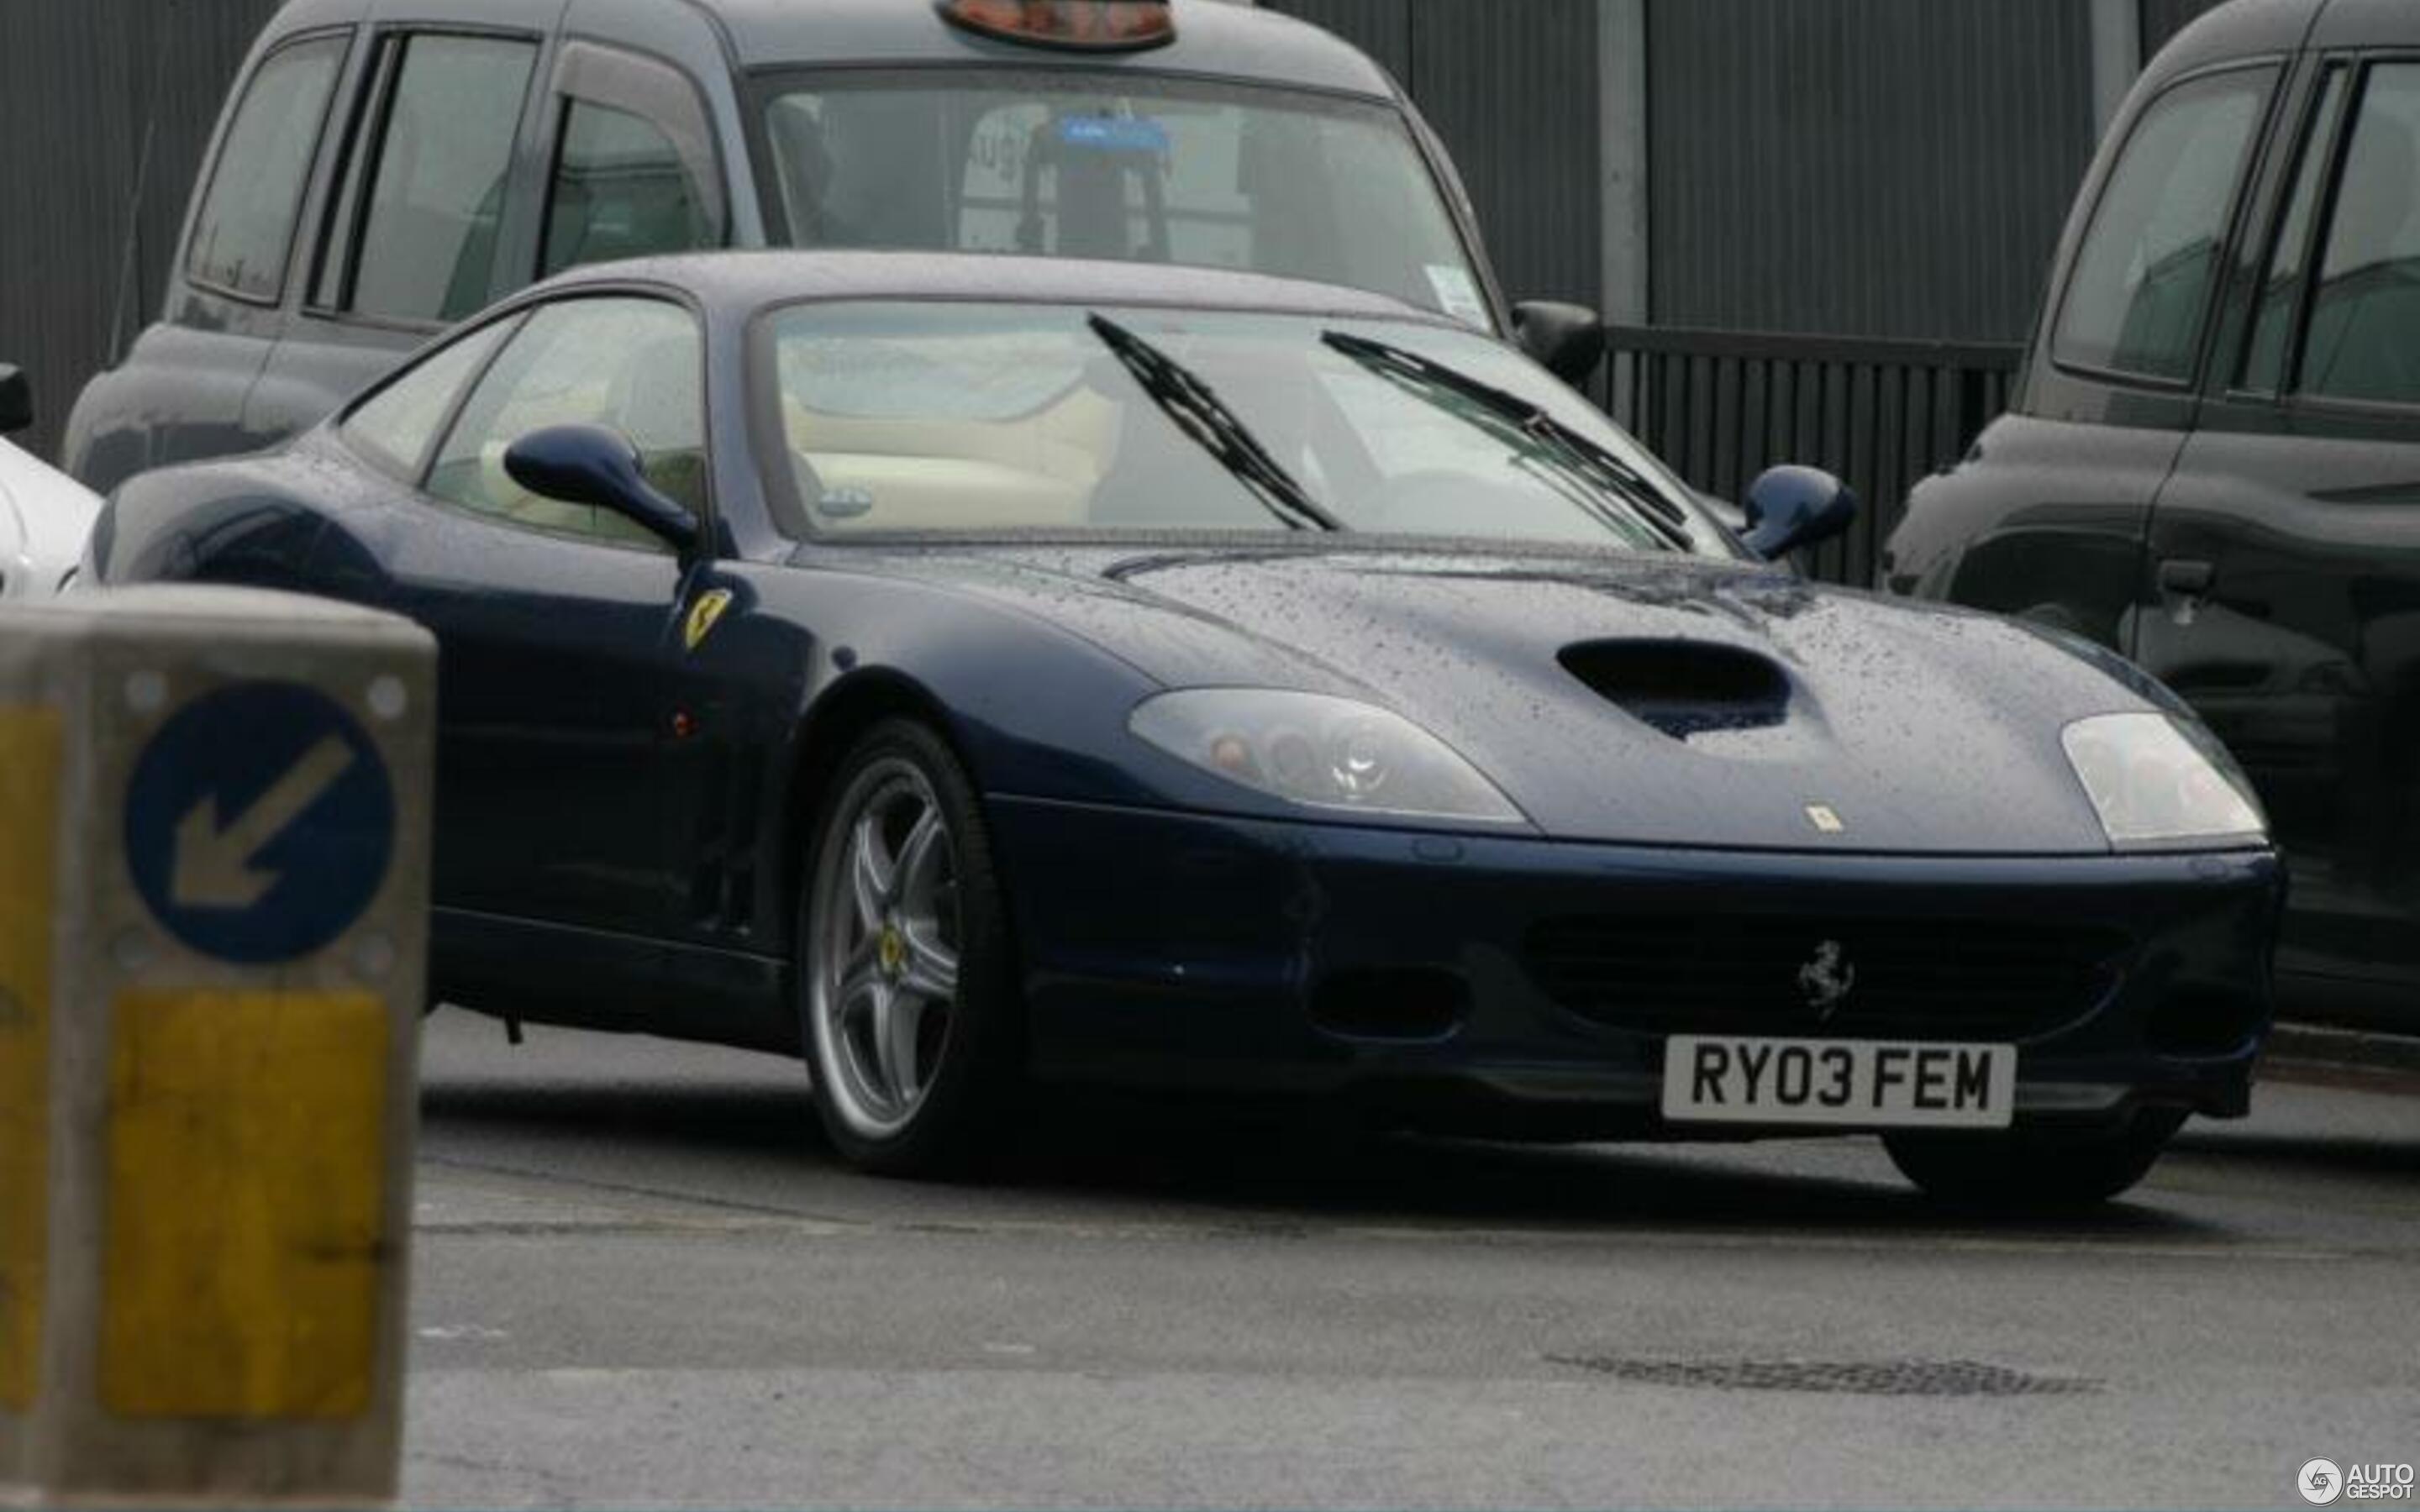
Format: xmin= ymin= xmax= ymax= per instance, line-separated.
xmin=503 ymin=423 xmax=698 ymax=552
xmin=1512 ymin=301 xmax=1606 ymax=386
xmin=0 ymin=365 xmax=32 ymax=435
xmin=1741 ymin=465 xmax=1857 ymax=561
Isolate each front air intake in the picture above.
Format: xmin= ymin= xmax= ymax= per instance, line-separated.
xmin=1558 ymin=640 xmax=1791 ymax=739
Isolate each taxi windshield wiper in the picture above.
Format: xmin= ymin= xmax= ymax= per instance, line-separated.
xmin=1320 ymin=329 xmax=1697 ymax=551
xmin=1089 ymin=313 xmax=1340 ymax=533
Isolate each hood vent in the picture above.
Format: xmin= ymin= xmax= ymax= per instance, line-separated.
xmin=1558 ymin=640 xmax=1791 ymax=740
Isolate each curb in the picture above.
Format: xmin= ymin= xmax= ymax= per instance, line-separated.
xmin=2265 ymin=1021 xmax=2420 ymax=1080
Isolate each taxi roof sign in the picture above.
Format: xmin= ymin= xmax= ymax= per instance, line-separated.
xmin=938 ymin=0 xmax=1177 ymax=52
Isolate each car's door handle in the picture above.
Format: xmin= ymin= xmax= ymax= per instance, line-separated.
xmin=2158 ymin=559 xmax=2216 ymax=627
xmin=2159 ymin=559 xmax=2217 ymax=597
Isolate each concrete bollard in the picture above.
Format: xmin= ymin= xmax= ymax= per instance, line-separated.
xmin=0 ymin=586 xmax=434 ymax=1504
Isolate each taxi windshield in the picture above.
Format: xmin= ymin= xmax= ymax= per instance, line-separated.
xmin=757 ymin=69 xmax=1494 ymax=328
xmin=760 ymin=300 xmax=1731 ymax=557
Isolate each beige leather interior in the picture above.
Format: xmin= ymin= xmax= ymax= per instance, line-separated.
xmin=783 ymin=386 xmax=1121 ymax=529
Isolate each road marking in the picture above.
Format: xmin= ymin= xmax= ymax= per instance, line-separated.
xmin=172 ymin=735 xmax=355 ymax=909
xmin=411 ymin=1157 xmax=2365 ymax=1263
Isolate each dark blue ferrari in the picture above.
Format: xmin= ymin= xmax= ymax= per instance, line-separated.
xmin=88 ymin=252 xmax=2282 ymax=1204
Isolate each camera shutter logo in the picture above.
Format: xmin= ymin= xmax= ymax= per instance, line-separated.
xmin=2303 ymin=1460 xmax=2345 ymax=1505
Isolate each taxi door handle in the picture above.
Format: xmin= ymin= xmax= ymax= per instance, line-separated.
xmin=2159 ymin=559 xmax=2216 ymax=597
xmin=2158 ymin=559 xmax=2216 ymax=627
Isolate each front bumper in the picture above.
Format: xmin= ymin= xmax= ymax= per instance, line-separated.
xmin=988 ymin=795 xmax=2285 ymax=1137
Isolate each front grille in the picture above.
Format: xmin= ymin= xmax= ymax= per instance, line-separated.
xmin=1524 ymin=915 xmax=2133 ymax=1041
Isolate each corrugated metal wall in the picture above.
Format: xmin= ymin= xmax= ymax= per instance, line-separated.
xmin=1266 ymin=0 xmax=1602 ymax=306
xmin=0 ymin=0 xmax=281 ymax=463
xmin=1646 ymin=0 xmax=2100 ymax=343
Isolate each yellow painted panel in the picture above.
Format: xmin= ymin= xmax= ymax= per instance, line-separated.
xmin=0 ymin=707 xmax=60 ymax=1413
xmin=102 ymin=992 xmax=390 ymax=1420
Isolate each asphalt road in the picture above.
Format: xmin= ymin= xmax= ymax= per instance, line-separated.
xmin=402 ymin=1010 xmax=2420 ymax=1510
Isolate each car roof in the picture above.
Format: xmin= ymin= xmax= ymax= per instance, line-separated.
xmin=2138 ymin=0 xmax=2420 ymax=81
xmin=539 ymin=249 xmax=1444 ymax=323
xmin=2308 ymin=0 xmax=2419 ymax=49
xmin=705 ymin=0 xmax=1397 ymax=98
xmin=261 ymin=0 xmax=1400 ymax=100
xmin=2144 ymin=0 xmax=2323 ymax=80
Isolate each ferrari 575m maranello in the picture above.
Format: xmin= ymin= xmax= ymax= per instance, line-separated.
xmin=89 ymin=251 xmax=2283 ymax=1204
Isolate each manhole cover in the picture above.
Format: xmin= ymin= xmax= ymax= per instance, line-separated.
xmin=1548 ymin=1356 xmax=2102 ymax=1396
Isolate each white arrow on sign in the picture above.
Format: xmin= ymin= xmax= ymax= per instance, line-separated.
xmin=171 ymin=735 xmax=358 ymax=910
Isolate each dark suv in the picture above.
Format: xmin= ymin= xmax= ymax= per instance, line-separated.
xmin=1883 ymin=0 xmax=2417 ymax=1025
xmin=66 ymin=0 xmax=1597 ymax=494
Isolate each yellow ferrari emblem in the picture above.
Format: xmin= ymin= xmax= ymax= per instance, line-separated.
xmin=878 ymin=926 xmax=908 ymax=977
xmin=1805 ymin=804 xmax=1846 ymax=835
xmin=683 ymin=589 xmax=734 ymax=652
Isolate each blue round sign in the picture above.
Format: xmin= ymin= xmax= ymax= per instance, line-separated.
xmin=124 ymin=681 xmax=396 ymax=965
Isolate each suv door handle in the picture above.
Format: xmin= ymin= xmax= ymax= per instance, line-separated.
xmin=2158 ymin=559 xmax=2216 ymax=628
xmin=2159 ymin=559 xmax=2216 ymax=597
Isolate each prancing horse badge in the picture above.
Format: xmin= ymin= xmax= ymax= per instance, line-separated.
xmin=684 ymin=588 xmax=735 ymax=652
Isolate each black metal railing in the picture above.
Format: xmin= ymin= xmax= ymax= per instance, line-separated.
xmin=1591 ymin=326 xmax=2025 ymax=589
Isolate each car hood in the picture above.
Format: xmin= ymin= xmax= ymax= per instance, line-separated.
xmin=847 ymin=542 xmax=2173 ymax=854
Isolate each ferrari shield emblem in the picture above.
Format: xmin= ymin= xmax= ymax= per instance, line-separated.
xmin=1805 ymin=804 xmax=1845 ymax=835
xmin=684 ymin=588 xmax=735 ymax=652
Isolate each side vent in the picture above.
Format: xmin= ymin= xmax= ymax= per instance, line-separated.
xmin=1558 ymin=640 xmax=1791 ymax=740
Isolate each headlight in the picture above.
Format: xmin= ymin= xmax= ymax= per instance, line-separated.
xmin=2061 ymin=712 xmax=2265 ymax=848
xmin=1129 ymin=689 xmax=1523 ymax=824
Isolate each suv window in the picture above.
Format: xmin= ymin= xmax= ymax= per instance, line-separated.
xmin=2242 ymin=67 xmax=2352 ymax=395
xmin=541 ymin=101 xmax=717 ymax=277
xmin=339 ymin=318 xmax=516 ymax=480
xmin=2054 ymin=68 xmax=2272 ymax=384
xmin=186 ymin=35 xmax=348 ymax=301
xmin=350 ymin=34 xmax=539 ymax=324
xmin=2300 ymin=65 xmax=2420 ymax=407
xmin=426 ymin=297 xmax=704 ymax=545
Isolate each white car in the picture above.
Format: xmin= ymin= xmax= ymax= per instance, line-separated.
xmin=1 ymin=365 xmax=100 ymax=599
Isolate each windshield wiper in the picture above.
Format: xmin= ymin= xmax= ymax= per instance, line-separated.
xmin=1320 ymin=329 xmax=1697 ymax=551
xmin=1089 ymin=313 xmax=1340 ymax=533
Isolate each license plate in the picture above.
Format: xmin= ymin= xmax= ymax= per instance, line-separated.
xmin=1660 ymin=1036 xmax=2016 ymax=1128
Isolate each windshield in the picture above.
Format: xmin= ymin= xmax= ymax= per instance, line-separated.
xmin=758 ymin=69 xmax=1493 ymax=328
xmin=759 ymin=300 xmax=1731 ymax=556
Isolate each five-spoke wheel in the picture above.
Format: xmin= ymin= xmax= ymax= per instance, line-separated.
xmin=802 ymin=719 xmax=1016 ymax=1173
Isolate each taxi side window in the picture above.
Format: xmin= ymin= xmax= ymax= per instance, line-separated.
xmin=185 ymin=34 xmax=349 ymax=302
xmin=2240 ymin=68 xmax=2350 ymax=395
xmin=2297 ymin=65 xmax=2420 ymax=407
xmin=539 ymin=45 xmax=726 ymax=280
xmin=2053 ymin=68 xmax=2272 ymax=384
xmin=425 ymin=297 xmax=706 ymax=547
xmin=339 ymin=317 xmax=516 ymax=480
xmin=347 ymin=34 xmax=539 ymax=324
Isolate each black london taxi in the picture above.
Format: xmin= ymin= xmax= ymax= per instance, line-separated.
xmin=1882 ymin=0 xmax=2418 ymax=1026
xmin=65 ymin=0 xmax=1602 ymax=492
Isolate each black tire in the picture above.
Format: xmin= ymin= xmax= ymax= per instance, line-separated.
xmin=797 ymin=718 xmax=1021 ymax=1177
xmin=1883 ymin=1107 xmax=2188 ymax=1212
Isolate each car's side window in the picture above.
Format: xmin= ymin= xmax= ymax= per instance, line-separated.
xmin=347 ymin=34 xmax=539 ymax=324
xmin=541 ymin=103 xmax=716 ymax=276
xmin=2296 ymin=64 xmax=2420 ymax=407
xmin=2240 ymin=67 xmax=2352 ymax=395
xmin=185 ymin=34 xmax=350 ymax=302
xmin=539 ymin=44 xmax=725 ymax=280
xmin=2053 ymin=68 xmax=2273 ymax=385
xmin=339 ymin=318 xmax=518 ymax=480
xmin=425 ymin=297 xmax=705 ymax=547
